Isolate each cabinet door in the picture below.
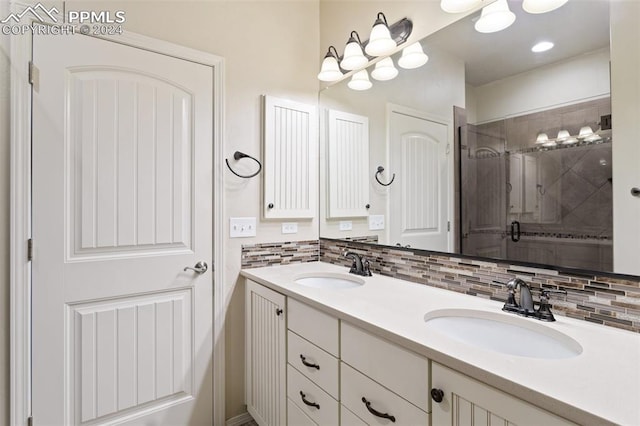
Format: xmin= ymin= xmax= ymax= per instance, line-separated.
xmin=431 ymin=363 xmax=576 ymax=426
xmin=263 ymin=95 xmax=317 ymax=219
xmin=245 ymin=280 xmax=286 ymax=426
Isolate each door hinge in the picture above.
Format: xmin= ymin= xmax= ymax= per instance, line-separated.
xmin=27 ymin=239 xmax=33 ymax=262
xmin=447 ymin=221 xmax=451 ymax=232
xmin=27 ymin=416 xmax=33 ymax=426
xmin=28 ymin=61 xmax=39 ymax=89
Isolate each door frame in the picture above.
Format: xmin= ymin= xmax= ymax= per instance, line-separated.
xmin=9 ymin=19 xmax=226 ymax=426
xmin=386 ymin=103 xmax=454 ymax=251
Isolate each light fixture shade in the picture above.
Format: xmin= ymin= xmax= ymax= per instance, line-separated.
xmin=578 ymin=126 xmax=594 ymax=139
xmin=317 ymin=55 xmax=343 ymax=82
xmin=523 ymin=0 xmax=568 ymax=14
xmin=440 ymin=0 xmax=482 ymax=13
xmin=371 ymin=57 xmax=399 ymax=81
xmin=348 ymin=70 xmax=373 ymax=91
xmin=341 ymin=32 xmax=368 ymax=71
xmin=535 ymin=133 xmax=549 ymax=144
xmin=365 ymin=13 xmax=397 ymax=56
xmin=474 ymin=0 xmax=516 ymax=34
xmin=398 ymin=42 xmax=429 ymax=69
xmin=556 ymin=129 xmax=570 ymax=141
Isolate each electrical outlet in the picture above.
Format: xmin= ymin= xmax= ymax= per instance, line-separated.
xmin=369 ymin=215 xmax=385 ymax=230
xmin=281 ymin=223 xmax=298 ymax=234
xmin=230 ymin=217 xmax=257 ymax=238
xmin=339 ymin=221 xmax=353 ymax=231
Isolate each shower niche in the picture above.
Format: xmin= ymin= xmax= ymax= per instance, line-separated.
xmin=460 ymin=98 xmax=613 ymax=271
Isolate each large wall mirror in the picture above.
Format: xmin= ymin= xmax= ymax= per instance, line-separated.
xmin=319 ymin=0 xmax=636 ymax=275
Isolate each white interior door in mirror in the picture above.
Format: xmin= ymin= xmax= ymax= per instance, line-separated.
xmin=263 ymin=95 xmax=317 ymax=219
xmin=389 ymin=109 xmax=450 ymax=251
xmin=327 ymin=109 xmax=370 ymax=218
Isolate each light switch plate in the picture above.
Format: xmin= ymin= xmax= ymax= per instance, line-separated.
xmin=281 ymin=223 xmax=298 ymax=234
xmin=369 ymin=215 xmax=385 ymax=230
xmin=230 ymin=217 xmax=257 ymax=238
xmin=339 ymin=221 xmax=353 ymax=231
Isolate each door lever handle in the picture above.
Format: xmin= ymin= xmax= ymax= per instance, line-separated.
xmin=184 ymin=261 xmax=208 ymax=275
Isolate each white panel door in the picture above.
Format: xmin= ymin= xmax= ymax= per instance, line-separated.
xmin=32 ymin=33 xmax=213 ymax=425
xmin=389 ymin=110 xmax=450 ymax=251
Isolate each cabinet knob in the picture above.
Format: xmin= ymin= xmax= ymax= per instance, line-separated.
xmin=431 ymin=388 xmax=444 ymax=403
xmin=365 ymin=204 xmax=371 ymax=209
xmin=275 ymin=308 xmax=283 ymax=316
xmin=632 ymin=187 xmax=640 ymax=197
xmin=268 ymin=203 xmax=274 ymax=209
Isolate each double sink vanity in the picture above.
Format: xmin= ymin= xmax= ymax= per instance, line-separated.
xmin=241 ymin=261 xmax=640 ymax=426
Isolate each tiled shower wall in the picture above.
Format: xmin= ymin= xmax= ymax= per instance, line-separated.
xmin=320 ymin=238 xmax=640 ymax=333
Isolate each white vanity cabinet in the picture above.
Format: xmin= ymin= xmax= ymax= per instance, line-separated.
xmin=245 ymin=279 xmax=577 ymax=426
xmin=431 ymin=363 xmax=576 ymax=426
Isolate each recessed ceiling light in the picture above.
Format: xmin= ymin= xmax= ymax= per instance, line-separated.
xmin=531 ymin=41 xmax=554 ymax=53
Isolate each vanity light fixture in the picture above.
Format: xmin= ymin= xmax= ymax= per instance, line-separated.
xmin=341 ymin=31 xmax=368 ymax=71
xmin=523 ymin=0 xmax=569 ymax=14
xmin=398 ymin=42 xmax=429 ymax=69
xmin=440 ymin=0 xmax=483 ymax=14
xmin=371 ymin=57 xmax=399 ymax=81
xmin=531 ymin=41 xmax=554 ymax=53
xmin=317 ymin=46 xmax=343 ymax=82
xmin=365 ymin=12 xmax=397 ymax=56
xmin=557 ymin=129 xmax=578 ymax=145
xmin=474 ymin=0 xmax=516 ymax=33
xmin=348 ymin=69 xmax=373 ymax=91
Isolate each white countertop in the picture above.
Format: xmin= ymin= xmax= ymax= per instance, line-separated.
xmin=241 ymin=261 xmax=640 ymax=426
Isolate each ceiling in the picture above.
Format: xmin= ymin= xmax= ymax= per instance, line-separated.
xmin=424 ymin=0 xmax=610 ymax=86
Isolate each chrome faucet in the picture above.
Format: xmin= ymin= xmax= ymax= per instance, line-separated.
xmin=344 ymin=251 xmax=372 ymax=277
xmin=502 ymin=278 xmax=567 ymax=321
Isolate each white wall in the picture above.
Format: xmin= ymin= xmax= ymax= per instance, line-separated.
xmin=469 ymin=48 xmax=611 ymax=124
xmin=611 ymin=1 xmax=640 ymax=275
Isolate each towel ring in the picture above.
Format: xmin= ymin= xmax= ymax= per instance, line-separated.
xmin=375 ymin=166 xmax=395 ymax=186
xmin=226 ymin=151 xmax=262 ymax=179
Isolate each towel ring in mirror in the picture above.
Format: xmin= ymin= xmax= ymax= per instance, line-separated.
xmin=375 ymin=166 xmax=395 ymax=186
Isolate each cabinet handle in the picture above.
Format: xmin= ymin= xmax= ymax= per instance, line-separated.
xmin=431 ymin=388 xmax=444 ymax=403
xmin=632 ymin=187 xmax=640 ymax=197
xmin=300 ymin=354 xmax=320 ymax=370
xmin=361 ymin=397 xmax=395 ymax=423
xmin=299 ymin=391 xmax=320 ymax=409
xmin=275 ymin=308 xmax=283 ymax=316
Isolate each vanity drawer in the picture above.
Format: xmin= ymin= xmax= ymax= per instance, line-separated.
xmin=287 ymin=397 xmax=317 ymax=426
xmin=287 ymin=365 xmax=339 ymax=426
xmin=341 ymin=322 xmax=429 ymax=410
xmin=340 ymin=404 xmax=368 ymax=426
xmin=341 ymin=362 xmax=428 ymax=426
xmin=287 ymin=298 xmax=339 ymax=356
xmin=287 ymin=330 xmax=339 ymax=398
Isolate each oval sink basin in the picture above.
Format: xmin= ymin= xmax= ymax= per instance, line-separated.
xmin=294 ymin=273 xmax=365 ymax=289
xmin=424 ymin=309 xmax=582 ymax=359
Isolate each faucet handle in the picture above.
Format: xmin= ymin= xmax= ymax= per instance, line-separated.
xmin=536 ymin=288 xmax=567 ymax=322
xmin=362 ymin=259 xmax=372 ymax=276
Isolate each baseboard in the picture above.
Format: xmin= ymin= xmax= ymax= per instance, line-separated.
xmin=226 ymin=412 xmax=254 ymax=426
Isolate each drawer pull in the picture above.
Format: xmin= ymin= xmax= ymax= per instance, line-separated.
xmin=299 ymin=391 xmax=320 ymax=409
xmin=431 ymin=388 xmax=444 ymax=403
xmin=361 ymin=397 xmax=396 ymax=422
xmin=299 ymin=354 xmax=320 ymax=370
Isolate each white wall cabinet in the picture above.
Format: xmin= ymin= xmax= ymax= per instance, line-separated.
xmin=245 ymin=280 xmax=574 ymax=426
xmin=263 ymin=95 xmax=317 ymax=219
xmin=431 ymin=363 xmax=575 ymax=426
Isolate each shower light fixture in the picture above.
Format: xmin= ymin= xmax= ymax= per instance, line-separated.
xmin=317 ymin=46 xmax=343 ymax=82
xmin=440 ymin=0 xmax=482 ymax=13
xmin=523 ymin=0 xmax=569 ymax=14
xmin=475 ymin=0 xmax=516 ymax=33
xmin=365 ymin=12 xmax=397 ymax=56
xmin=398 ymin=42 xmax=429 ymax=69
xmin=531 ymin=41 xmax=554 ymax=53
xmin=348 ymin=69 xmax=373 ymax=91
xmin=341 ymin=31 xmax=368 ymax=71
xmin=371 ymin=57 xmax=399 ymax=81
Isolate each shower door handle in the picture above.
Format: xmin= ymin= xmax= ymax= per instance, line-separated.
xmin=510 ymin=221 xmax=521 ymax=242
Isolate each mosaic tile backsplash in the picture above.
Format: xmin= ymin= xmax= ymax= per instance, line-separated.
xmin=320 ymin=238 xmax=640 ymax=333
xmin=242 ymin=240 xmax=319 ymax=268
